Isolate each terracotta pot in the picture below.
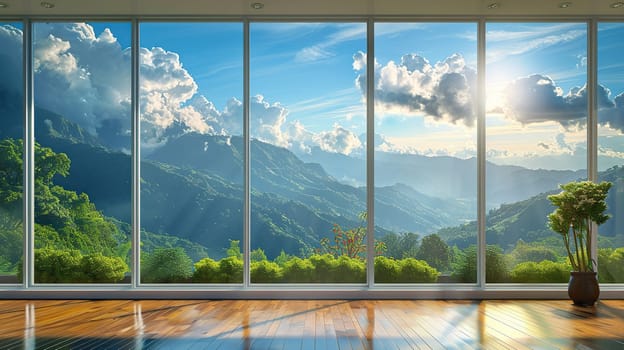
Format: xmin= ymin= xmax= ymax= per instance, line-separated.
xmin=568 ymin=271 xmax=600 ymax=306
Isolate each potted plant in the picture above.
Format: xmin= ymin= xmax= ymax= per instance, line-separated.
xmin=547 ymin=180 xmax=612 ymax=306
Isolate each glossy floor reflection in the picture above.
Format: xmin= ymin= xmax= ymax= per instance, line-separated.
xmin=0 ymin=299 xmax=623 ymax=349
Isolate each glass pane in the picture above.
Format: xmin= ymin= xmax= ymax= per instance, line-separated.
xmin=250 ymin=22 xmax=367 ymax=283
xmin=0 ymin=22 xmax=23 ymax=284
xmin=486 ymin=23 xmax=587 ymax=283
xmin=139 ymin=23 xmax=244 ymax=284
xmin=597 ymin=22 xmax=624 ymax=283
xmin=33 ymin=22 xmax=132 ymax=283
xmin=373 ymin=23 xmax=478 ymax=284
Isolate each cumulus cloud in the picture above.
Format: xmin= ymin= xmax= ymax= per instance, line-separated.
xmin=354 ymin=51 xmax=477 ymax=127
xmin=0 ymin=23 xmax=222 ymax=150
xmin=313 ymin=124 xmax=362 ymax=155
xmin=31 ymin=23 xmax=132 ymax=149
xmin=2 ymin=23 xmax=365 ymax=156
xmin=501 ymin=74 xmax=624 ymax=132
xmin=599 ymin=92 xmax=624 ymax=132
xmin=139 ymin=46 xmax=217 ymax=148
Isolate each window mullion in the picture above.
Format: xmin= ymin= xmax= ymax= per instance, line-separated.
xmin=477 ymin=19 xmax=487 ymax=289
xmin=131 ymin=19 xmax=141 ymax=288
xmin=243 ymin=19 xmax=251 ymax=288
xmin=366 ymin=18 xmax=376 ymax=288
xmin=23 ymin=18 xmax=34 ymax=288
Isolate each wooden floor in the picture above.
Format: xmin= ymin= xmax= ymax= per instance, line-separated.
xmin=0 ymin=299 xmax=623 ymax=349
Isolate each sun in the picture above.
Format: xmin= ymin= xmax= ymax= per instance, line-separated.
xmin=485 ymin=68 xmax=510 ymax=114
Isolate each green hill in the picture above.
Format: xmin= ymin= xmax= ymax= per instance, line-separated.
xmin=438 ymin=165 xmax=624 ymax=251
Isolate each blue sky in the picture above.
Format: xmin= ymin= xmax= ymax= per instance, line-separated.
xmin=2 ymin=21 xmax=623 ymax=169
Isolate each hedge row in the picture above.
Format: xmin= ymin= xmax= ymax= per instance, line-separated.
xmin=25 ymin=247 xmax=624 ymax=284
xmin=192 ymin=254 xmax=439 ymax=283
xmin=509 ymin=260 xmax=571 ymax=283
xmin=19 ymin=248 xmax=128 ymax=283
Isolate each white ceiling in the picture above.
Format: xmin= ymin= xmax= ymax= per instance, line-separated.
xmin=0 ymin=0 xmax=623 ymax=17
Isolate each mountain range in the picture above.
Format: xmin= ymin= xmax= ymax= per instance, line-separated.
xmin=1 ymin=89 xmax=621 ymax=260
xmin=299 ymin=146 xmax=585 ymax=208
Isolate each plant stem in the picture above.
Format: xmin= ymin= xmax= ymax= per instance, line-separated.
xmin=572 ymin=225 xmax=582 ymax=271
xmin=578 ymin=229 xmax=587 ymax=272
xmin=585 ymin=218 xmax=593 ymax=272
xmin=563 ymin=233 xmax=578 ymax=271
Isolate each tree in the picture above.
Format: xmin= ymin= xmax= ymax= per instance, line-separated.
xmin=251 ymin=248 xmax=267 ymax=262
xmin=0 ymin=139 xmax=25 ymax=229
xmin=381 ymin=232 xmax=420 ymax=259
xmin=398 ymin=232 xmax=420 ymax=258
xmin=452 ymin=245 xmax=509 ymax=283
xmin=508 ymin=240 xmax=558 ymax=266
xmin=318 ymin=212 xmax=386 ymax=260
xmin=1 ymin=139 xmax=126 ymax=268
xmin=416 ymin=234 xmax=450 ymax=272
xmin=226 ymin=239 xmax=242 ymax=259
xmin=548 ymin=181 xmax=612 ymax=272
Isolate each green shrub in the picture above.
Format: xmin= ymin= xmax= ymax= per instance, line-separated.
xmin=25 ymin=248 xmax=127 ymax=283
xmin=375 ymin=256 xmax=438 ymax=283
xmin=282 ymin=257 xmax=315 ymax=283
xmin=334 ymin=255 xmax=366 ymax=283
xmin=33 ymin=248 xmax=82 ymax=283
xmin=79 ymin=253 xmax=127 ymax=283
xmin=217 ymin=256 xmax=243 ymax=283
xmin=251 ymin=260 xmax=282 ymax=283
xmin=598 ymin=248 xmax=624 ymax=283
xmin=598 ymin=248 xmax=614 ymax=283
xmin=374 ymin=256 xmax=401 ymax=283
xmin=308 ymin=254 xmax=338 ymax=283
xmin=141 ymin=247 xmax=192 ymax=283
xmin=608 ymin=248 xmax=624 ymax=282
xmin=398 ymin=258 xmax=438 ymax=283
xmin=193 ymin=257 xmax=220 ymax=283
xmin=510 ymin=260 xmax=570 ymax=283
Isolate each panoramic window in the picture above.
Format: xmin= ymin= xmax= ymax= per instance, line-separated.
xmin=597 ymin=22 xmax=624 ymax=284
xmin=139 ymin=23 xmax=244 ymax=284
xmin=249 ymin=22 xmax=367 ymax=283
xmin=0 ymin=22 xmax=23 ymax=284
xmin=485 ymin=23 xmax=588 ymax=283
xmin=5 ymin=17 xmax=623 ymax=293
xmin=33 ymin=22 xmax=132 ymax=283
xmin=373 ymin=22 xmax=478 ymax=284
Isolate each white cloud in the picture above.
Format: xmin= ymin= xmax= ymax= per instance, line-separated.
xmin=29 ymin=23 xmax=132 ymax=149
xmin=354 ymin=51 xmax=477 ymax=127
xmin=295 ymin=46 xmax=333 ymax=63
xmin=139 ymin=46 xmax=216 ymax=147
xmin=500 ymin=74 xmax=624 ymax=132
xmin=24 ymin=23 xmax=223 ymax=150
xmin=313 ymin=123 xmax=362 ymax=155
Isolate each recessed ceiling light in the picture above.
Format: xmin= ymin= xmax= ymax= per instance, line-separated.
xmin=487 ymin=2 xmax=500 ymax=9
xmin=611 ymin=1 xmax=624 ymax=8
xmin=559 ymin=2 xmax=572 ymax=8
xmin=250 ymin=2 xmax=264 ymax=10
xmin=40 ymin=1 xmax=55 ymax=8
xmin=0 ymin=2 xmax=8 ymax=8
